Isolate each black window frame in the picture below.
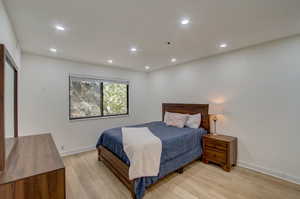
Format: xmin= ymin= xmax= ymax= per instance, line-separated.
xmin=69 ymin=76 xmax=129 ymax=120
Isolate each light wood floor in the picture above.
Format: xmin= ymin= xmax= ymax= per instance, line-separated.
xmin=64 ymin=150 xmax=300 ymax=199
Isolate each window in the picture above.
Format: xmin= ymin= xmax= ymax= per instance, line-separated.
xmin=69 ymin=76 xmax=129 ymax=120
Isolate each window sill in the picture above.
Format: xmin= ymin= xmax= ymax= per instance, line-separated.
xmin=69 ymin=114 xmax=130 ymax=122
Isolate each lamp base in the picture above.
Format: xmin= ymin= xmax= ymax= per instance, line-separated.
xmin=213 ymin=119 xmax=217 ymax=134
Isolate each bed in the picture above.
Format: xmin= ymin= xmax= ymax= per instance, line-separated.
xmin=96 ymin=103 xmax=210 ymax=199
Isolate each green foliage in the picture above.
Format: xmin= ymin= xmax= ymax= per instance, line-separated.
xmin=70 ymin=79 xmax=101 ymax=118
xmin=103 ymin=82 xmax=127 ymax=115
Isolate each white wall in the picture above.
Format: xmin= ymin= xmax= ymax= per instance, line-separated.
xmin=0 ymin=0 xmax=21 ymax=67
xmin=147 ymin=35 xmax=300 ymax=184
xmin=19 ymin=53 xmax=149 ymax=155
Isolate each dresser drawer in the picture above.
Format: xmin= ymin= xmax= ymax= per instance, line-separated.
xmin=204 ymin=139 xmax=227 ymax=151
xmin=205 ymin=149 xmax=226 ymax=163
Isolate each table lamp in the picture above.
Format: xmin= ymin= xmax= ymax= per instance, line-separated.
xmin=209 ymin=104 xmax=224 ymax=134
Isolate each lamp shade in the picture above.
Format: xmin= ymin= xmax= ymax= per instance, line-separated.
xmin=209 ymin=104 xmax=224 ymax=115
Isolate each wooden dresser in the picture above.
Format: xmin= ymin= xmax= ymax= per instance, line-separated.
xmin=0 ymin=134 xmax=65 ymax=199
xmin=203 ymin=134 xmax=237 ymax=172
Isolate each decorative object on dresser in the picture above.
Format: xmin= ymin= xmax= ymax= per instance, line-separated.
xmin=208 ymin=103 xmax=224 ymax=134
xmin=0 ymin=134 xmax=66 ymax=199
xmin=203 ymin=134 xmax=237 ymax=172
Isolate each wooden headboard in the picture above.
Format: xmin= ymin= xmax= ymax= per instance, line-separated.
xmin=162 ymin=103 xmax=210 ymax=133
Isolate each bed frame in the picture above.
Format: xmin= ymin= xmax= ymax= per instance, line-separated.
xmin=97 ymin=103 xmax=210 ymax=199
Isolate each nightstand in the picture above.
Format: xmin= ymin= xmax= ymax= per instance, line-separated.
xmin=202 ymin=134 xmax=237 ymax=172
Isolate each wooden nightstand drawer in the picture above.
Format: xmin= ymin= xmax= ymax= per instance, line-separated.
xmin=205 ymin=139 xmax=227 ymax=151
xmin=205 ymin=149 xmax=226 ymax=163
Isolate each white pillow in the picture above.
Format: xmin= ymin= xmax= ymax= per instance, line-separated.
xmin=163 ymin=112 xmax=170 ymax=123
xmin=164 ymin=112 xmax=188 ymax=128
xmin=185 ymin=113 xmax=201 ymax=129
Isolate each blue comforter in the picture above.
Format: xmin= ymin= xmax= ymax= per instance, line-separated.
xmin=96 ymin=121 xmax=207 ymax=199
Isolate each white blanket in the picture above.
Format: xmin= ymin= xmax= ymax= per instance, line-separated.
xmin=122 ymin=127 xmax=162 ymax=180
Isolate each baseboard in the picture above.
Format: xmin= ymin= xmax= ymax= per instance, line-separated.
xmin=60 ymin=145 xmax=96 ymax=157
xmin=238 ymin=161 xmax=300 ymax=185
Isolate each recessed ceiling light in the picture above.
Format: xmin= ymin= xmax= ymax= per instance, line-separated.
xmin=171 ymin=58 xmax=177 ymax=63
xmin=145 ymin=66 xmax=150 ymax=70
xmin=55 ymin=25 xmax=65 ymax=31
xmin=181 ymin=19 xmax=190 ymax=25
xmin=219 ymin=43 xmax=228 ymax=48
xmin=130 ymin=47 xmax=137 ymax=52
xmin=107 ymin=59 xmax=113 ymax=64
xmin=49 ymin=48 xmax=57 ymax=53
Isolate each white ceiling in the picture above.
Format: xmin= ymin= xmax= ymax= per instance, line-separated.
xmin=4 ymin=0 xmax=300 ymax=71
